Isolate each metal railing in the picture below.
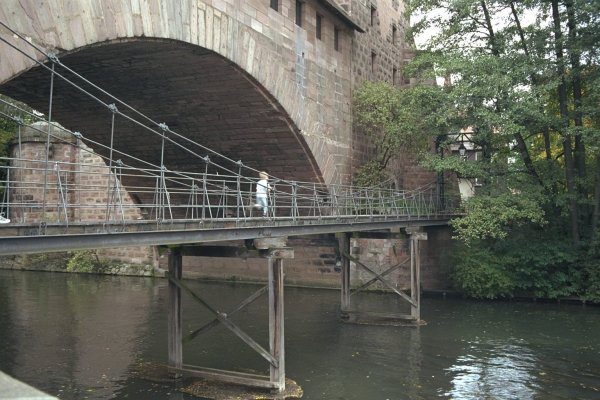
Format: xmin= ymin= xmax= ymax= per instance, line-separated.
xmin=0 ymin=155 xmax=452 ymax=227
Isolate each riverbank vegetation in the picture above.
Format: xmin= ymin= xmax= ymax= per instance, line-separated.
xmin=355 ymin=0 xmax=600 ymax=301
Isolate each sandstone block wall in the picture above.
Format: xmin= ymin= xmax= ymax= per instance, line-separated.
xmin=170 ymin=230 xmax=453 ymax=292
xmin=0 ymin=1 xmax=450 ymax=287
xmin=8 ymin=121 xmax=155 ymax=266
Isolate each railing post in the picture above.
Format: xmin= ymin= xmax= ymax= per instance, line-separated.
xmin=40 ymin=59 xmax=56 ymax=234
xmin=187 ymin=182 xmax=199 ymax=219
xmin=291 ymin=182 xmax=298 ymax=220
xmin=220 ymin=181 xmax=227 ymax=218
xmin=115 ymin=160 xmax=125 ymax=222
xmin=54 ymin=162 xmax=68 ymax=225
xmin=202 ymin=156 xmax=210 ymax=220
xmin=330 ymin=185 xmax=337 ymax=217
xmin=235 ymin=160 xmax=244 ymax=221
xmin=270 ymin=180 xmax=277 ymax=218
xmin=104 ymin=103 xmax=118 ymax=222
xmin=3 ymin=167 xmax=10 ymax=221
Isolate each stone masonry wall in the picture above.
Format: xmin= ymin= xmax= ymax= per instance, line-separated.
xmin=170 ymin=230 xmax=453 ymax=292
xmin=0 ymin=1 xmax=451 ymax=288
xmin=342 ymin=0 xmax=419 ymax=178
xmin=0 ymin=0 xmax=359 ymax=186
xmin=0 ymin=0 xmax=430 ymax=188
xmin=9 ymin=121 xmax=155 ymax=266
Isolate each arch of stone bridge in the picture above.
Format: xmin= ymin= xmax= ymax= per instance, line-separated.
xmin=0 ymin=39 xmax=323 ymax=186
xmin=0 ymin=1 xmax=355 ymax=186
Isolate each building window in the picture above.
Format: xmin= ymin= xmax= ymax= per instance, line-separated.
xmin=316 ymin=14 xmax=322 ymax=40
xmin=296 ymin=1 xmax=303 ymax=27
xmin=392 ymin=25 xmax=397 ymax=44
xmin=370 ymin=5 xmax=376 ymax=26
xmin=371 ymin=51 xmax=377 ymax=74
xmin=334 ymin=27 xmax=340 ymax=51
xmin=270 ymin=0 xmax=278 ymax=11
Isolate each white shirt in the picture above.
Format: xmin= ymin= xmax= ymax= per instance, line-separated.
xmin=256 ymin=179 xmax=270 ymax=198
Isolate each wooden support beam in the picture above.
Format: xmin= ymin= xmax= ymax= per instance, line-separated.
xmin=337 ymin=232 xmax=351 ymax=312
xmin=183 ymin=285 xmax=268 ymax=344
xmin=166 ymin=273 xmax=278 ymax=367
xmin=342 ymin=251 xmax=416 ymax=307
xmin=405 ymin=227 xmax=426 ymax=321
xmin=165 ymin=241 xmax=292 ymax=393
xmin=268 ymin=256 xmax=286 ymax=392
xmin=343 ymin=310 xmax=418 ymax=325
xmin=180 ymin=365 xmax=279 ymax=389
xmin=179 ymin=245 xmax=254 ymax=258
xmin=410 ymin=235 xmax=422 ymax=321
xmin=351 ymin=231 xmax=407 ymax=239
xmin=176 ymin=245 xmax=294 ymax=259
xmin=338 ymin=229 xmax=428 ymax=325
xmin=168 ymin=248 xmax=182 ymax=377
xmin=351 ymin=257 xmax=409 ymax=296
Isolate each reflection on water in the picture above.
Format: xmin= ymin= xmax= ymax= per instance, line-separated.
xmin=445 ymin=340 xmax=539 ymax=400
xmin=0 ymin=271 xmax=169 ymax=399
xmin=1 ymin=270 xmax=600 ymax=399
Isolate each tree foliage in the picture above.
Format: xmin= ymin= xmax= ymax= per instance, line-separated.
xmin=405 ymin=0 xmax=600 ymax=299
xmin=353 ymin=81 xmax=441 ymax=186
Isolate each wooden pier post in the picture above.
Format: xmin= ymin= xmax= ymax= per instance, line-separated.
xmin=162 ymin=241 xmax=295 ymax=393
xmin=337 ymin=229 xmax=427 ymax=325
xmin=408 ymin=229 xmax=426 ymax=322
xmin=338 ymin=232 xmax=351 ymax=313
xmin=168 ymin=247 xmax=182 ymax=377
xmin=268 ymin=255 xmax=285 ymax=392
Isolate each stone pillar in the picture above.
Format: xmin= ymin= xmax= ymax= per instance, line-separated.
xmin=7 ymin=121 xmax=156 ymax=267
xmin=8 ymin=121 xmax=77 ymax=224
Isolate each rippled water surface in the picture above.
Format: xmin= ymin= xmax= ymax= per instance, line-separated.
xmin=1 ymin=270 xmax=599 ymax=399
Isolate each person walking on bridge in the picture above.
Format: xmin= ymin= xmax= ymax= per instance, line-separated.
xmin=255 ymin=171 xmax=272 ymax=217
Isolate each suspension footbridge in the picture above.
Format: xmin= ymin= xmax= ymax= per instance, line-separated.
xmin=0 ymin=17 xmax=456 ymax=395
xmin=0 ymin=20 xmax=454 ymax=255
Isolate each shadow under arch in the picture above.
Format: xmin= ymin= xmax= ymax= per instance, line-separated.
xmin=0 ymin=38 xmax=325 ymax=187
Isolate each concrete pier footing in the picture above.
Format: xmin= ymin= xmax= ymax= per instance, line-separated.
xmin=0 ymin=371 xmax=58 ymax=400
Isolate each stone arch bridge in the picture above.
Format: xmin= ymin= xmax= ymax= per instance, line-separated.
xmin=0 ymin=0 xmax=416 ymax=187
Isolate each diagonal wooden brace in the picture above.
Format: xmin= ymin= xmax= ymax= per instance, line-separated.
xmin=166 ymin=272 xmax=278 ymax=367
xmin=342 ymin=251 xmax=417 ymax=307
xmin=183 ymin=285 xmax=268 ymax=344
xmin=351 ymin=256 xmax=410 ymax=296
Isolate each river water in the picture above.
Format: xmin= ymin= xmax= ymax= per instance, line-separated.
xmin=1 ymin=270 xmax=599 ymax=400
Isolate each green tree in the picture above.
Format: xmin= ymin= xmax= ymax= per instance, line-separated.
xmin=353 ymin=81 xmax=444 ymax=186
xmin=407 ymin=0 xmax=600 ymax=299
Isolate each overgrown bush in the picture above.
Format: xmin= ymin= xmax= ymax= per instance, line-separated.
xmin=67 ymin=250 xmax=106 ymax=273
xmin=353 ymin=160 xmax=390 ymax=187
xmin=450 ymin=227 xmax=597 ymax=301
xmin=451 ymin=244 xmax=516 ymax=299
xmin=582 ymin=233 xmax=600 ymax=302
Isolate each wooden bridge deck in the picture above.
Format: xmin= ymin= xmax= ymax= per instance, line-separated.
xmin=0 ymin=215 xmax=451 ymax=256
